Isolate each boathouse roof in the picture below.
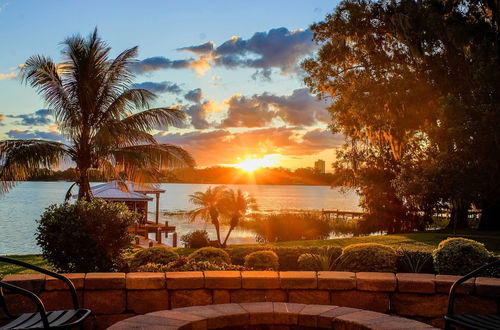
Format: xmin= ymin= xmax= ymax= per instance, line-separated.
xmin=91 ymin=181 xmax=154 ymax=201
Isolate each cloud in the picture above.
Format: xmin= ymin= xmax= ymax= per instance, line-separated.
xmin=130 ymin=57 xmax=193 ymax=73
xmin=0 ymin=72 xmax=16 ymax=80
xmin=0 ymin=64 xmax=25 ymax=80
xmin=217 ymin=88 xmax=328 ymax=128
xmin=7 ymin=109 xmax=52 ymax=126
xmin=219 ymin=94 xmax=277 ymax=128
xmin=257 ymin=88 xmax=330 ymax=126
xmin=132 ymin=81 xmax=182 ymax=94
xmin=6 ymin=129 xmax=64 ymax=142
xmin=186 ymin=99 xmax=223 ymax=129
xmin=132 ymin=27 xmax=316 ymax=78
xmin=154 ymin=127 xmax=342 ymax=166
xmin=184 ymin=88 xmax=203 ymax=103
xmin=178 ymin=41 xmax=215 ymax=54
xmin=213 ymin=27 xmax=315 ymax=74
xmin=300 ymin=129 xmax=344 ymax=152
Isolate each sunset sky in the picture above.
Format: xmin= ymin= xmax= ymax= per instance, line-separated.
xmin=0 ymin=0 xmax=343 ymax=170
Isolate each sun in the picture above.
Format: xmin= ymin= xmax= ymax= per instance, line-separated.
xmin=234 ymin=154 xmax=280 ymax=172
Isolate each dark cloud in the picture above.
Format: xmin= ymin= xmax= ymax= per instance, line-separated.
xmin=301 ymin=129 xmax=344 ymax=151
xmin=213 ymin=27 xmax=316 ymax=74
xmin=219 ymin=95 xmax=276 ymax=128
xmin=218 ymin=88 xmax=328 ymax=128
xmin=131 ymin=27 xmax=316 ymax=77
xmin=130 ymin=57 xmax=193 ymax=73
xmin=257 ymin=88 xmax=329 ymax=126
xmin=185 ymin=102 xmax=212 ymax=129
xmin=178 ymin=41 xmax=215 ymax=54
xmin=154 ymin=127 xmax=342 ymax=166
xmin=251 ymin=68 xmax=273 ymax=81
xmin=132 ymin=81 xmax=182 ymax=94
xmin=6 ymin=129 xmax=64 ymax=142
xmin=184 ymin=88 xmax=203 ymax=103
xmin=7 ymin=109 xmax=52 ymax=126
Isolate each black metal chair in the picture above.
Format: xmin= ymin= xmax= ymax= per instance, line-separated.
xmin=0 ymin=256 xmax=91 ymax=329
xmin=445 ymin=259 xmax=500 ymax=330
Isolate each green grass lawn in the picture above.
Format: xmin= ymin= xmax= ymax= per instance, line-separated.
xmin=0 ymin=254 xmax=49 ymax=276
xmin=263 ymin=230 xmax=500 ymax=253
xmin=2 ymin=230 xmax=499 ymax=276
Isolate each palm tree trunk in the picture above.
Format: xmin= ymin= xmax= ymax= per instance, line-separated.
xmin=77 ymin=168 xmax=92 ymax=201
xmin=212 ymin=219 xmax=222 ymax=247
xmin=221 ymin=226 xmax=235 ymax=248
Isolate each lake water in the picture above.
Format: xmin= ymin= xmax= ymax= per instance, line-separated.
xmin=0 ymin=182 xmax=360 ymax=255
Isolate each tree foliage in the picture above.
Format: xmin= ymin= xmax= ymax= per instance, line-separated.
xmin=0 ymin=29 xmax=194 ymax=200
xmin=303 ymin=0 xmax=500 ymax=231
xmin=36 ymin=199 xmax=137 ymax=272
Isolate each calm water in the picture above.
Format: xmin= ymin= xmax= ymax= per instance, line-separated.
xmin=0 ymin=182 xmax=360 ymax=255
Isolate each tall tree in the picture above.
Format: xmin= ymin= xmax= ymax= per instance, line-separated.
xmin=303 ymin=0 xmax=438 ymax=232
xmin=187 ymin=186 xmax=227 ymax=246
xmin=303 ymin=0 xmax=500 ymax=230
xmin=0 ymin=29 xmax=194 ymax=199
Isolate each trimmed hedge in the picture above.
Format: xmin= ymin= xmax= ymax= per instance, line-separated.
xmin=130 ymin=246 xmax=179 ymax=271
xmin=244 ymin=250 xmax=279 ymax=270
xmin=228 ymin=246 xmax=342 ymax=270
xmin=335 ymin=243 xmax=397 ymax=272
xmin=433 ymin=237 xmax=492 ymax=275
xmin=189 ymin=247 xmax=231 ymax=264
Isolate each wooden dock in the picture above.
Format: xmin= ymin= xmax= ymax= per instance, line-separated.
xmin=130 ymin=221 xmax=177 ymax=248
xmin=322 ymin=209 xmax=365 ymax=221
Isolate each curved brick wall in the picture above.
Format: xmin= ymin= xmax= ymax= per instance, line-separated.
xmin=1 ymin=271 xmax=499 ymax=329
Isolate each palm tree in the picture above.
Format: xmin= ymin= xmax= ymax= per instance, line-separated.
xmin=0 ymin=29 xmax=194 ymax=199
xmin=187 ymin=186 xmax=227 ymax=246
xmin=219 ymin=189 xmax=258 ymax=247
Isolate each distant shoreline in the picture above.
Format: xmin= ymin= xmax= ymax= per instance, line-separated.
xmin=23 ymin=180 xmax=338 ymax=187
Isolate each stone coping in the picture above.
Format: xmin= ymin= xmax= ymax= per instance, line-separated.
xmin=107 ymin=303 xmax=437 ymax=329
xmin=2 ymin=272 xmax=498 ymax=329
xmin=108 ymin=302 xmax=436 ymax=330
xmin=2 ymin=271 xmax=497 ymax=295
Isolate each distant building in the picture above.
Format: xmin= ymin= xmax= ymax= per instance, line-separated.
xmin=314 ymin=159 xmax=326 ymax=173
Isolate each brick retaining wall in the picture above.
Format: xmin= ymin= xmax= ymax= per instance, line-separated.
xmin=1 ymin=271 xmax=499 ymax=329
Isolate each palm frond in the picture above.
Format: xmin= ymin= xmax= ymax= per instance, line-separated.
xmin=120 ymin=107 xmax=186 ymax=132
xmin=94 ymin=120 xmax=156 ymax=149
xmin=0 ymin=140 xmax=68 ymax=193
xmin=96 ymin=46 xmax=139 ymax=114
xmin=20 ymin=56 xmax=77 ymax=129
xmin=109 ymin=144 xmax=193 ymax=186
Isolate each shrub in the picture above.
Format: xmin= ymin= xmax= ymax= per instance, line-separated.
xmin=129 ymin=246 xmax=179 ymax=271
xmin=137 ymin=258 xmax=246 ymax=272
xmin=36 ymin=200 xmax=137 ymax=273
xmin=396 ymin=248 xmax=434 ymax=273
xmin=189 ymin=247 xmax=231 ymax=264
xmin=245 ymin=212 xmax=333 ymax=243
xmin=244 ymin=250 xmax=279 ymax=270
xmin=335 ymin=243 xmax=397 ymax=272
xmin=228 ymin=246 xmax=271 ymax=265
xmin=433 ymin=238 xmax=492 ymax=275
xmin=298 ymin=247 xmax=340 ymax=271
xmin=181 ymin=230 xmax=210 ymax=249
xmin=298 ymin=254 xmax=321 ymax=270
xmin=228 ymin=246 xmax=342 ymax=270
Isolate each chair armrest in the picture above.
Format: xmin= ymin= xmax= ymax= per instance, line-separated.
xmin=448 ymin=258 xmax=500 ymax=314
xmin=0 ymin=256 xmax=80 ymax=309
xmin=0 ymin=281 xmax=49 ymax=329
